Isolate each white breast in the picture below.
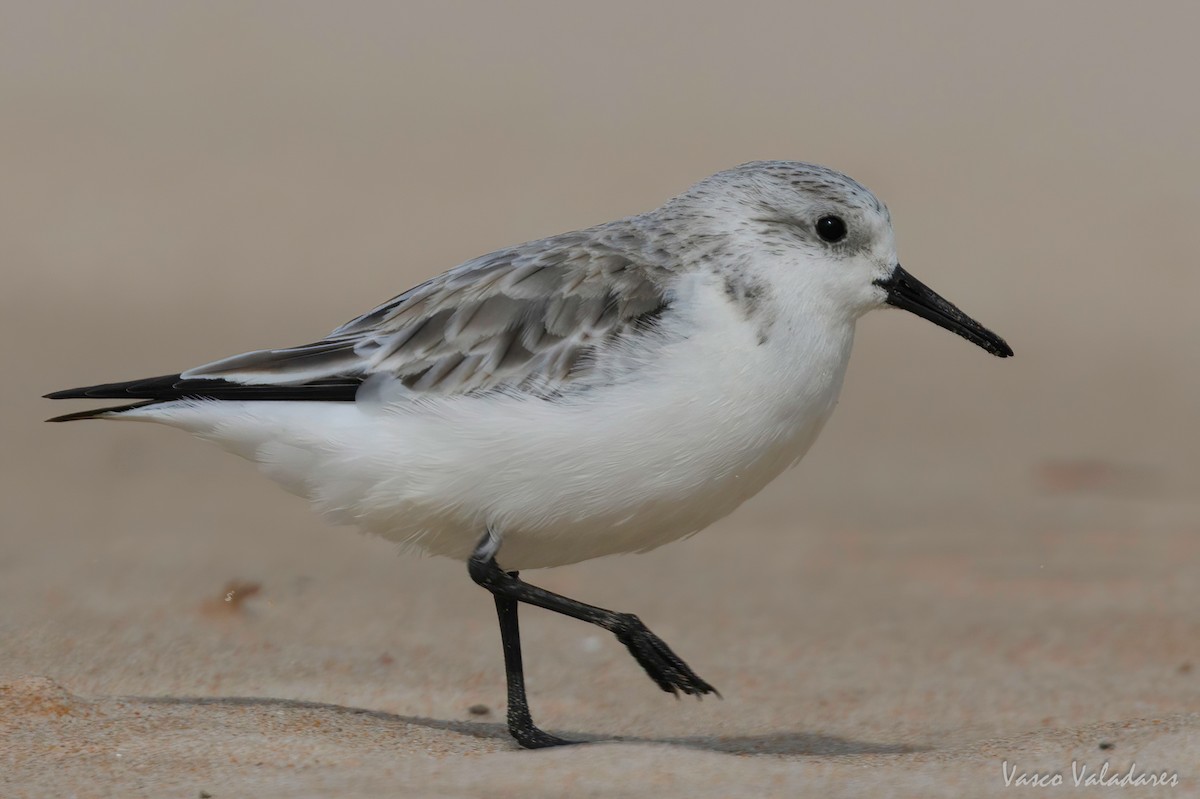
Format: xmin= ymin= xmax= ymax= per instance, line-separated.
xmin=131 ymin=272 xmax=856 ymax=569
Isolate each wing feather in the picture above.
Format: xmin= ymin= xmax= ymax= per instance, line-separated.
xmin=180 ymin=228 xmax=674 ymax=399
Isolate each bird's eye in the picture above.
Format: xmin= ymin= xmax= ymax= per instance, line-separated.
xmin=816 ymin=215 xmax=848 ymax=243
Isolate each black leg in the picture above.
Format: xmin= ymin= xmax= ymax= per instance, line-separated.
xmin=469 ymin=530 xmax=717 ymax=747
xmin=492 ymin=588 xmax=575 ymax=749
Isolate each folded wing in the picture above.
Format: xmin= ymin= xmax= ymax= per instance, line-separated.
xmin=47 ymin=228 xmax=673 ymax=420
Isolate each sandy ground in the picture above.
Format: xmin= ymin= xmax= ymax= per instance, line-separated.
xmin=4 ymin=2 xmax=1200 ymax=796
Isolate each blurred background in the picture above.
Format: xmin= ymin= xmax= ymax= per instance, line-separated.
xmin=2 ymin=0 xmax=1199 ymax=791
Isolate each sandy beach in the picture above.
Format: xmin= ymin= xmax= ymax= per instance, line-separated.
xmin=3 ymin=2 xmax=1200 ymax=796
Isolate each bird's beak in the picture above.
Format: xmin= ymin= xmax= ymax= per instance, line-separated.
xmin=874 ymin=265 xmax=1013 ymax=358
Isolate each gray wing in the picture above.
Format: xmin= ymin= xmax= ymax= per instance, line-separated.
xmin=182 ymin=229 xmax=673 ymax=397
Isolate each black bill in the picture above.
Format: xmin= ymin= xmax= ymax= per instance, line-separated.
xmin=874 ymin=265 xmax=1013 ymax=358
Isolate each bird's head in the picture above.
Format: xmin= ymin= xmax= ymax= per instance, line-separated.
xmin=666 ymin=161 xmax=1012 ymax=358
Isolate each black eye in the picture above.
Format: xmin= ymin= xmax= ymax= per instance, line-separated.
xmin=816 ymin=215 xmax=847 ymax=243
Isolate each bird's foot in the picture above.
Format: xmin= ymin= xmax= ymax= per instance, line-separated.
xmin=509 ymin=719 xmax=578 ymax=749
xmin=609 ymin=613 xmax=719 ymax=698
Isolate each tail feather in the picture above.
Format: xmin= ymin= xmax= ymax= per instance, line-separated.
xmin=46 ymin=401 xmax=156 ymax=423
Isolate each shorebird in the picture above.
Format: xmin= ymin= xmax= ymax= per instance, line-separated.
xmin=47 ymin=161 xmax=1012 ymax=748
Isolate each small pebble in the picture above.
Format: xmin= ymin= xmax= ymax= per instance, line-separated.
xmin=1098 ymin=741 xmax=1114 ymax=751
xmin=468 ymin=704 xmax=491 ymax=716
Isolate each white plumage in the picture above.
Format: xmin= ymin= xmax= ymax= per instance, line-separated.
xmin=48 ymin=160 xmax=1012 ymax=748
xmin=124 ymin=268 xmax=855 ymax=568
xmin=51 ymin=161 xmax=1014 ymax=570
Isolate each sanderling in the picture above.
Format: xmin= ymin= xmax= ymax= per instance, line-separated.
xmin=47 ymin=161 xmax=1012 ymax=748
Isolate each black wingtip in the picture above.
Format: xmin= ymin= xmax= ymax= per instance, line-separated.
xmin=44 ymin=374 xmax=186 ymax=401
xmin=45 ymin=373 xmax=365 ymax=412
xmin=44 ymin=388 xmax=86 ymax=400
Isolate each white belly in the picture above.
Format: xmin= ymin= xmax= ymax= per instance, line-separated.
xmin=129 ymin=280 xmax=856 ymax=569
